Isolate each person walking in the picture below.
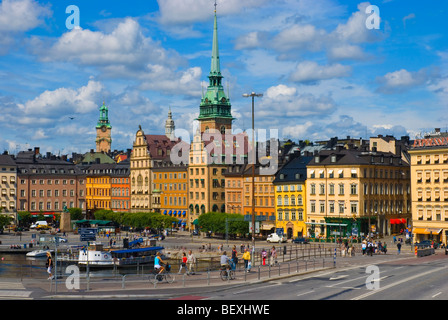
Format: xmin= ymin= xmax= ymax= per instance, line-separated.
xmin=186 ymin=250 xmax=196 ymax=275
xmin=261 ymin=249 xmax=267 ymax=265
xmin=231 ymin=246 xmax=238 ymax=270
xmin=397 ymin=242 xmax=402 ymax=255
xmin=242 ymin=248 xmax=251 ymax=272
xmin=46 ymin=251 xmax=53 ymax=280
xmin=270 ymin=246 xmax=277 ymax=266
xmin=178 ymin=252 xmax=187 ymax=274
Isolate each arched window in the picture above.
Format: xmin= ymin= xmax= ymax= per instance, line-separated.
xmin=137 ymin=175 xmax=143 ymax=192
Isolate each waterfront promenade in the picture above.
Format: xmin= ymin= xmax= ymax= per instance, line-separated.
xmin=0 ymin=229 xmax=425 ymax=299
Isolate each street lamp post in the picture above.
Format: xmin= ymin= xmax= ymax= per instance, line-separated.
xmin=242 ymin=92 xmax=263 ymax=259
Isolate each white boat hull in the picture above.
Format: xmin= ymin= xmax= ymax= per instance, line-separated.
xmin=78 ymin=250 xmax=114 ymax=266
xmin=26 ymin=249 xmax=54 ymax=258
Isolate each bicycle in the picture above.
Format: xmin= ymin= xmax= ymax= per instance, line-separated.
xmin=150 ymin=264 xmax=175 ymax=284
xmin=220 ymin=266 xmax=235 ymax=281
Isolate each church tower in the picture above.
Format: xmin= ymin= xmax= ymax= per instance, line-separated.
xmin=196 ymin=5 xmax=234 ymax=134
xmin=165 ymin=107 xmax=176 ymax=141
xmin=95 ymin=101 xmax=112 ymax=153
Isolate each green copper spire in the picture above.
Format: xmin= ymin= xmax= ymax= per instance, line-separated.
xmin=96 ymin=101 xmax=112 ymax=129
xmin=210 ymin=10 xmax=221 ymax=77
xmin=197 ymin=4 xmax=233 ymax=124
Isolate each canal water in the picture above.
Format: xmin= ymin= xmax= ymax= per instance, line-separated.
xmin=0 ymin=254 xmax=47 ymax=279
xmin=0 ymin=253 xmax=221 ymax=279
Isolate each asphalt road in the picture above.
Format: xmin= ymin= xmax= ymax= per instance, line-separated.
xmin=3 ymin=229 xmax=446 ymax=301
xmin=202 ymin=253 xmax=448 ymax=300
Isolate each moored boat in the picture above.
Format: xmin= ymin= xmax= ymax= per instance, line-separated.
xmin=26 ymin=249 xmax=54 ymax=258
xmin=78 ymin=242 xmax=113 ymax=267
xmin=110 ymin=246 xmax=165 ymax=267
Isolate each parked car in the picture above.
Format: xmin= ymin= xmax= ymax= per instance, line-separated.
xmin=415 ymin=240 xmax=437 ymax=249
xmin=266 ymin=233 xmax=285 ymax=243
xmin=292 ymin=237 xmax=309 ymax=244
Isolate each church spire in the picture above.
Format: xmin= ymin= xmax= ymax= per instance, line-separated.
xmin=210 ymin=3 xmax=221 ymax=78
xmin=196 ymin=1 xmax=234 ymax=134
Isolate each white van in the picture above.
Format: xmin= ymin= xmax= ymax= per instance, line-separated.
xmin=266 ymin=233 xmax=285 ymax=243
xmin=30 ymin=221 xmax=48 ymax=229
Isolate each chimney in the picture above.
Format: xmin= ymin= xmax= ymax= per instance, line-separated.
xmin=34 ymin=147 xmax=40 ymax=155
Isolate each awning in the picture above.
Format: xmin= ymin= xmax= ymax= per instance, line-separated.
xmin=173 ymin=211 xmax=177 ymax=216
xmin=413 ymin=228 xmax=442 ymax=235
xmin=261 ymin=223 xmax=275 ymax=230
xmin=390 ymin=218 xmax=406 ymax=224
xmin=163 ymin=210 xmax=167 ymax=215
xmin=182 ymin=211 xmax=186 ymax=216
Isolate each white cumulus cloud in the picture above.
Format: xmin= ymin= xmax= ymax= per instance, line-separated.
xmin=289 ymin=61 xmax=351 ymax=83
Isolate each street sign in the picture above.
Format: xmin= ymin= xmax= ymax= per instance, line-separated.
xmin=248 ymin=221 xmax=260 ymax=233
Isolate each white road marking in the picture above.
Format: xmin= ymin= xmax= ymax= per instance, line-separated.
xmin=0 ymin=282 xmax=25 ymax=290
xmin=0 ymin=290 xmax=32 ymax=298
xmin=329 ymin=275 xmax=348 ymax=281
xmin=352 ymin=266 xmax=446 ymax=300
xmin=297 ymin=290 xmax=314 ymax=297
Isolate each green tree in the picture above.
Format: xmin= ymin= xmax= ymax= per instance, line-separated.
xmin=198 ymin=212 xmax=248 ymax=236
xmin=0 ymin=214 xmax=12 ymax=230
xmin=17 ymin=211 xmax=32 ymax=226
xmin=68 ymin=207 xmax=83 ymax=220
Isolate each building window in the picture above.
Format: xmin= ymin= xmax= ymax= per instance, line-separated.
xmin=339 ymin=184 xmax=344 ymax=195
xmin=351 ymin=203 xmax=358 ymax=214
xmin=319 ymin=184 xmax=325 ymax=195
xmin=350 ymin=184 xmax=358 ymax=195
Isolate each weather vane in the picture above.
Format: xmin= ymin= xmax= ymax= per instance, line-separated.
xmin=214 ymin=0 xmax=217 ymax=12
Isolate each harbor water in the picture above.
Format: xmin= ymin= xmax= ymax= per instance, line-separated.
xmin=0 ymin=252 xmax=222 ymax=279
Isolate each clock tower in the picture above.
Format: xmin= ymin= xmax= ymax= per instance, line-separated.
xmin=95 ymin=101 xmax=112 ymax=153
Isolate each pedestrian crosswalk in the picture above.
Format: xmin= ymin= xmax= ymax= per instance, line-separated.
xmin=0 ymin=282 xmax=32 ymax=299
xmin=0 ymin=282 xmax=25 ymax=290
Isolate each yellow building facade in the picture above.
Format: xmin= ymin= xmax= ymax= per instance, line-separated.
xmin=152 ymin=162 xmax=188 ymax=227
xmin=409 ymin=133 xmax=448 ymax=245
xmin=273 ymin=156 xmax=311 ymax=239
xmin=85 ymin=166 xmax=112 ymax=211
xmin=306 ymin=147 xmax=410 ymax=240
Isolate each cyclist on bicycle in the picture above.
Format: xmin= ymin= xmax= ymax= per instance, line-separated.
xmin=154 ymin=252 xmax=166 ymax=274
xmin=220 ymin=251 xmax=231 ymax=270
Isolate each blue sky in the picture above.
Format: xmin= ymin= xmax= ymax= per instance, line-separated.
xmin=0 ymin=0 xmax=447 ymax=155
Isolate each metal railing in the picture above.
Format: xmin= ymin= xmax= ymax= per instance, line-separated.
xmin=43 ymin=256 xmax=333 ymax=293
xmin=4 ymin=243 xmax=355 ymax=294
